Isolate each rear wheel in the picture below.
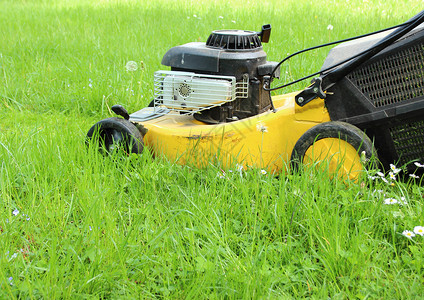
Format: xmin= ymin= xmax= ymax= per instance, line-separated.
xmin=86 ymin=117 xmax=144 ymax=155
xmin=290 ymin=121 xmax=376 ymax=180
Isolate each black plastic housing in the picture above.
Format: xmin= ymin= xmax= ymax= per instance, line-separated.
xmin=324 ymin=25 xmax=424 ymax=169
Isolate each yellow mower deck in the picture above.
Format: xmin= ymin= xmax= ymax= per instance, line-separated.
xmin=135 ymin=92 xmax=341 ymax=174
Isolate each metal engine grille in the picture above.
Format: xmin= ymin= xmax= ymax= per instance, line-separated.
xmin=348 ymin=43 xmax=424 ymax=107
xmin=154 ymin=70 xmax=248 ymax=114
xmin=390 ymin=119 xmax=424 ymax=165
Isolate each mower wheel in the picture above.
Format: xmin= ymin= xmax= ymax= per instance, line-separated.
xmin=290 ymin=121 xmax=376 ymax=179
xmin=86 ymin=117 xmax=144 ymax=154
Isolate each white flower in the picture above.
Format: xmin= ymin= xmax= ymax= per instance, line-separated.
xmin=218 ymin=16 xmax=224 ymax=19
xmin=384 ymin=198 xmax=398 ymax=205
xmin=125 ymin=61 xmax=138 ymax=72
xmin=381 ymin=177 xmax=388 ymax=183
xmin=414 ymin=162 xmax=424 ymax=168
xmin=256 ymin=122 xmax=268 ymax=133
xmin=402 ymin=230 xmax=415 ymax=239
xmin=231 ymin=20 xmax=236 ymax=24
xmin=260 ymin=169 xmax=267 ymax=175
xmin=327 ymin=24 xmax=334 ymax=30
xmin=389 ymin=172 xmax=396 ymax=181
xmin=12 ymin=209 xmax=19 ymax=216
xmin=236 ymin=164 xmax=244 ymax=172
xmin=376 ymin=171 xmax=385 ymax=177
xmin=390 ymin=164 xmax=401 ymax=174
xmin=400 ymin=197 xmax=407 ymax=205
xmin=193 ymin=14 xmax=197 ymax=18
xmin=409 ymin=174 xmax=419 ymax=179
xmin=360 ymin=151 xmax=368 ymax=164
xmin=414 ymin=226 xmax=424 ymax=236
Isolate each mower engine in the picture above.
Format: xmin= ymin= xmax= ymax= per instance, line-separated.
xmin=153 ymin=25 xmax=280 ymax=123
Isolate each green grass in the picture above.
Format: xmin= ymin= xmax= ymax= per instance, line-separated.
xmin=1 ymin=0 xmax=424 ymax=298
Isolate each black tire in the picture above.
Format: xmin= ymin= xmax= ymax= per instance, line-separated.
xmin=290 ymin=121 xmax=376 ymax=172
xmin=86 ymin=117 xmax=144 ymax=154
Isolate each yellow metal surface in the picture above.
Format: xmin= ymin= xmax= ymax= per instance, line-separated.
xmin=137 ymin=92 xmax=331 ymax=173
xmin=303 ymin=138 xmax=364 ymax=181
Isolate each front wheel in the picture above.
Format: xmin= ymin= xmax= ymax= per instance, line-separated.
xmin=86 ymin=117 xmax=144 ymax=155
xmin=290 ymin=121 xmax=376 ymax=180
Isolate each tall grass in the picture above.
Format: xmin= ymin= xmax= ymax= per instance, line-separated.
xmin=1 ymin=0 xmax=423 ymax=298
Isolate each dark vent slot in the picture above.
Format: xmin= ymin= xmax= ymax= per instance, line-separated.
xmin=390 ymin=119 xmax=424 ymax=165
xmin=206 ymin=30 xmax=262 ymax=50
xmin=348 ymin=43 xmax=424 ymax=107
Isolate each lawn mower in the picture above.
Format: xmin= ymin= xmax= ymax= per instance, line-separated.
xmin=87 ymin=10 xmax=424 ymax=179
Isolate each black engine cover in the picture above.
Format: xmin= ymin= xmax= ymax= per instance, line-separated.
xmin=161 ymin=30 xmax=279 ymax=123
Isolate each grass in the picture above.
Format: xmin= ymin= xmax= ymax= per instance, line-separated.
xmin=1 ymin=0 xmax=424 ymax=298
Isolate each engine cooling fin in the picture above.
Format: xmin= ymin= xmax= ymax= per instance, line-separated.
xmin=206 ymin=30 xmax=262 ymax=50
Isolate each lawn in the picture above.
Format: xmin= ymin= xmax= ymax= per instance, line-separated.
xmin=1 ymin=0 xmax=423 ymax=298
